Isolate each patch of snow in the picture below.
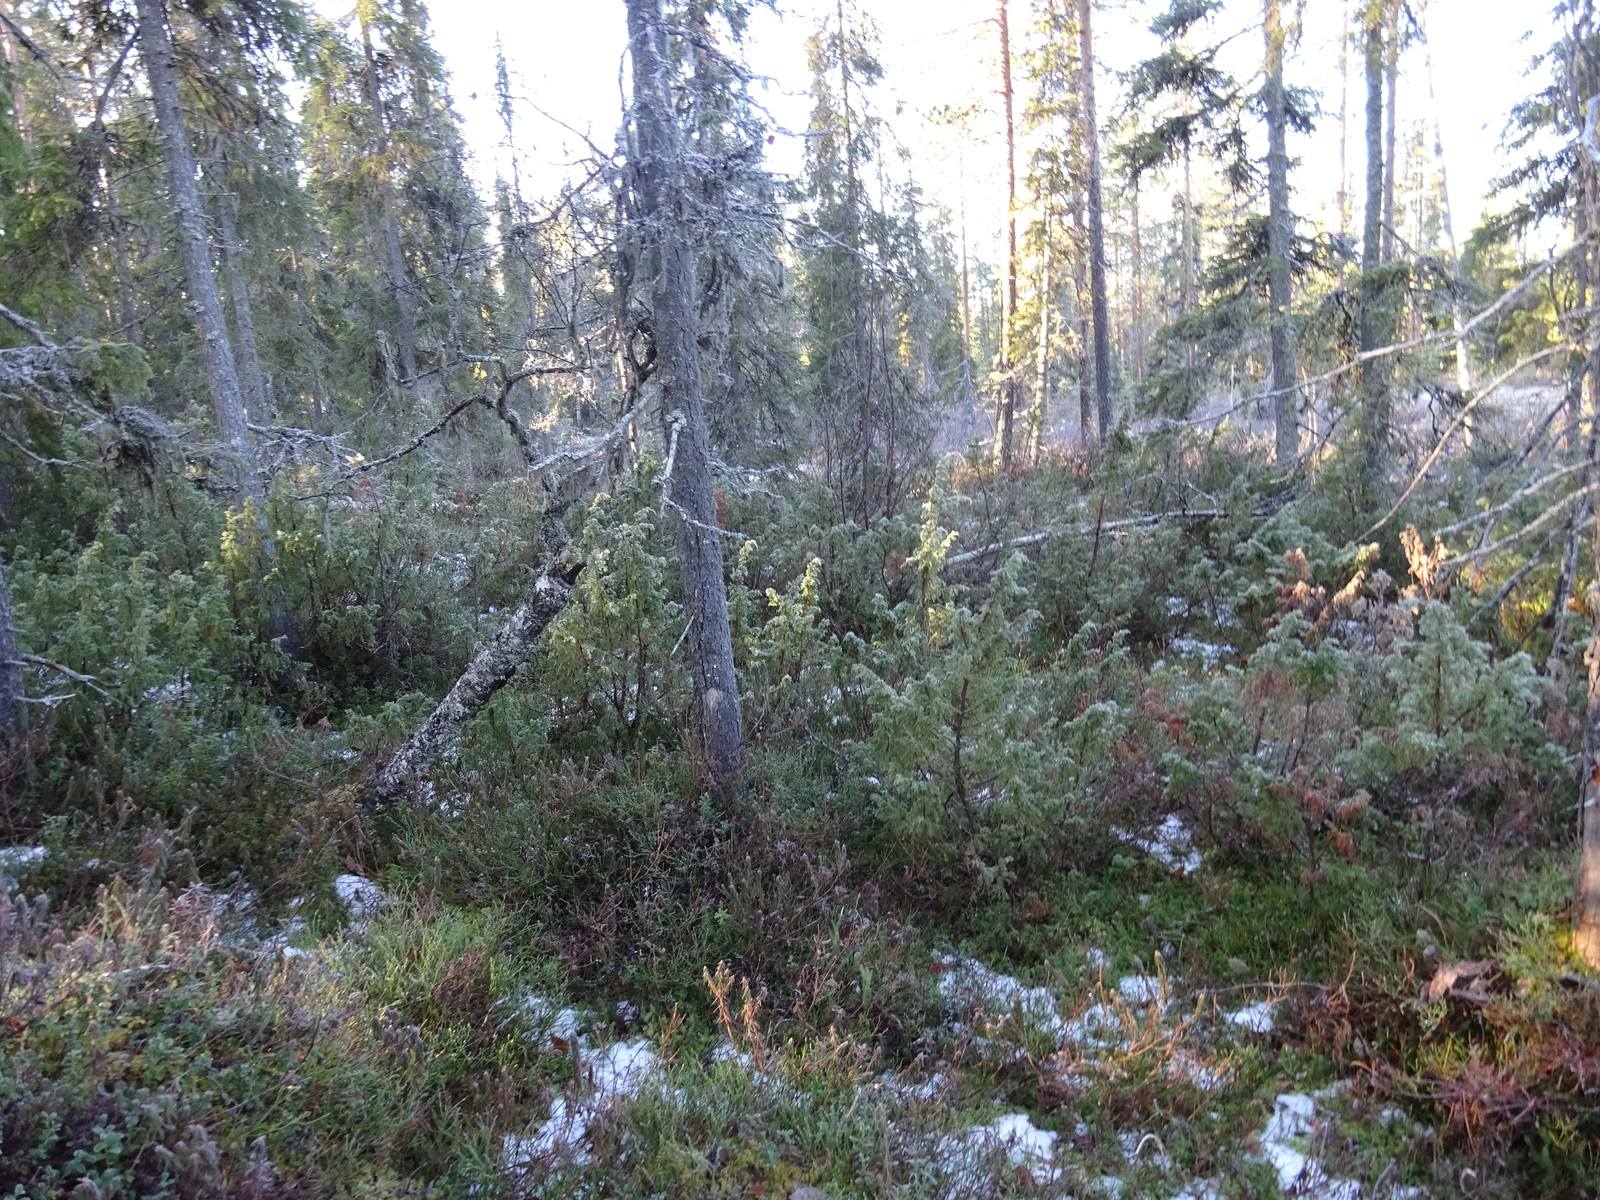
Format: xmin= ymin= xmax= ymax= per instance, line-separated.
xmin=1117 ymin=974 xmax=1167 ymax=1007
xmin=1084 ymin=947 xmax=1109 ymax=971
xmin=935 ymin=955 xmax=1066 ymax=1041
xmin=1172 ymin=636 xmax=1229 ymax=668
xmin=503 ymin=1038 xmax=661 ymax=1173
xmin=1255 ymin=1093 xmax=1361 ymax=1200
xmin=520 ymin=996 xmax=585 ymax=1046
xmin=937 ymin=1112 xmax=1059 ymax=1197
xmin=1114 ymin=815 xmax=1203 ymax=875
xmin=1227 ymin=1001 xmax=1278 ymax=1034
xmin=333 ymin=874 xmax=393 ymax=926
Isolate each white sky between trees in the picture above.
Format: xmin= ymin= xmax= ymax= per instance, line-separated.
xmin=385 ymin=0 xmax=1559 ymax=270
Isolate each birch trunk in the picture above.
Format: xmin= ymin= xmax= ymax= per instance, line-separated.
xmin=132 ymin=0 xmax=261 ymax=502
xmin=625 ymin=0 xmax=746 ymax=788
xmin=1263 ymin=0 xmax=1297 ymax=465
xmin=1077 ymin=0 xmax=1113 ymax=444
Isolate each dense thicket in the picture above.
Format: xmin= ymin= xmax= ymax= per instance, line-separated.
xmin=2 ymin=0 xmax=1600 ymax=1196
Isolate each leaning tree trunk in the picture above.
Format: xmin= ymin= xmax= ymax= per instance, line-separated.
xmin=1077 ymin=0 xmax=1113 ymax=445
xmin=1263 ymin=0 xmax=1297 ymax=465
xmin=0 ymin=553 xmax=23 ymax=745
xmin=132 ymin=0 xmax=261 ymax=503
xmin=368 ymin=559 xmax=578 ymax=809
xmin=625 ymin=0 xmax=746 ymax=788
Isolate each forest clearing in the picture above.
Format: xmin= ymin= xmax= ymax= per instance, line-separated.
xmin=1 ymin=0 xmax=1598 ymax=1195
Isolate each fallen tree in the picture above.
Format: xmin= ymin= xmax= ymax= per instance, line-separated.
xmin=364 ymin=465 xmax=594 ymax=811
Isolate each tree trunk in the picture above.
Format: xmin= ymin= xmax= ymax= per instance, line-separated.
xmin=996 ymin=0 xmax=1020 ymax=472
xmin=1131 ymin=177 xmax=1144 ymax=383
xmin=1337 ymin=2 xmax=1350 ymax=241
xmin=368 ymin=561 xmax=578 ymax=809
xmin=1576 ymin=501 xmax=1600 ymax=966
xmin=132 ymin=0 xmax=261 ymax=502
xmin=1263 ymin=0 xmax=1297 ymax=465
xmin=360 ymin=17 xmax=419 ymax=388
xmin=0 ymin=553 xmax=23 ymax=745
xmin=1380 ymin=0 xmax=1400 ymax=262
xmin=217 ymin=172 xmax=271 ymax=424
xmin=1358 ymin=1 xmax=1391 ymax=475
xmin=626 ymin=0 xmax=746 ymax=789
xmin=1077 ymin=0 xmax=1113 ymax=445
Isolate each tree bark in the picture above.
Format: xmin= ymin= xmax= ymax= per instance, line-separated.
xmin=1576 ymin=498 xmax=1600 ymax=966
xmin=996 ymin=0 xmax=1020 ymax=472
xmin=626 ymin=0 xmax=746 ymax=788
xmin=1263 ymin=0 xmax=1297 ymax=465
xmin=217 ymin=172 xmax=271 ymax=424
xmin=1380 ymin=0 xmax=1400 ymax=263
xmin=368 ymin=561 xmax=577 ymax=809
xmin=360 ymin=16 xmax=419 ymax=388
xmin=132 ymin=0 xmax=261 ymax=502
xmin=1358 ymin=1 xmax=1391 ymax=478
xmin=1077 ymin=0 xmax=1113 ymax=445
xmin=0 ymin=553 xmax=23 ymax=745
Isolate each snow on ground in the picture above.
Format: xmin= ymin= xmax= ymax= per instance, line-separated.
xmin=1227 ymin=1000 xmax=1278 ymax=1033
xmin=1113 ymin=814 xmax=1204 ymax=875
xmin=333 ymin=873 xmax=393 ymax=928
xmin=503 ymin=1037 xmax=662 ymax=1171
xmin=936 ymin=1112 xmax=1060 ymax=1196
xmin=1256 ymin=1093 xmax=1362 ymax=1200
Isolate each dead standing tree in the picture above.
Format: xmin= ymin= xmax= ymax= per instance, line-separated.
xmin=622 ymin=0 xmax=746 ymax=790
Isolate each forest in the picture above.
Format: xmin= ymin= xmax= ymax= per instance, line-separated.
xmin=0 ymin=0 xmax=1597 ymax=1194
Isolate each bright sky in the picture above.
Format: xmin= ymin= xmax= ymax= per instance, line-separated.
xmin=396 ymin=0 xmax=1559 ymax=260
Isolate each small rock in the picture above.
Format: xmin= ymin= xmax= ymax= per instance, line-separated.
xmin=789 ymin=1186 xmax=830 ymax=1200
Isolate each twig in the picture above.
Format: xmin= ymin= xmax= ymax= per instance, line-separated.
xmin=1363 ymin=342 xmax=1576 ymax=538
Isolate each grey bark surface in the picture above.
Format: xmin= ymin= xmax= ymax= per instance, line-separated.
xmin=626 ymin=0 xmax=746 ymax=788
xmin=1263 ymin=0 xmax=1297 ymax=465
xmin=1380 ymin=0 xmax=1399 ymax=262
xmin=1358 ymin=4 xmax=1392 ymax=468
xmin=132 ymin=0 xmax=262 ymax=501
xmin=361 ymin=18 xmax=419 ymax=387
xmin=0 ymin=553 xmax=23 ymax=744
xmin=996 ymin=0 xmax=1020 ymax=471
xmin=218 ymin=182 xmax=270 ymax=423
xmin=1077 ymin=0 xmax=1113 ymax=444
xmin=368 ymin=563 xmax=576 ymax=809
